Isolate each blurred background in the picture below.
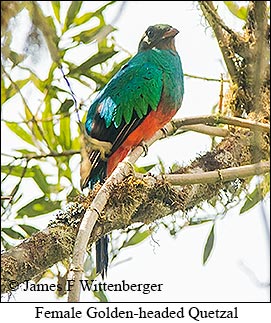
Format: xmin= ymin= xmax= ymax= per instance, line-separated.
xmin=1 ymin=1 xmax=270 ymax=302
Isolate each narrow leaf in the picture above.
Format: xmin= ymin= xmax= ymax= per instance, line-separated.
xmin=71 ymin=47 xmax=117 ymax=74
xmin=203 ymin=224 xmax=215 ymax=265
xmin=52 ymin=1 xmax=61 ymax=22
xmin=240 ymin=187 xmax=263 ymax=214
xmin=6 ymin=123 xmax=35 ymax=146
xmin=56 ymin=99 xmax=74 ymax=114
xmin=2 ymin=228 xmax=25 ymax=240
xmin=1 ymin=165 xmax=33 ymax=178
xmin=59 ymin=115 xmax=71 ymax=150
xmin=74 ymin=12 xmax=95 ymax=25
xmin=3 ymin=78 xmax=30 ymax=104
xmin=24 ymin=105 xmax=43 ymax=141
xmin=73 ymin=25 xmax=115 ymax=44
xmin=15 ymin=148 xmax=37 ymax=155
xmin=16 ymin=196 xmax=61 ymax=218
xmin=19 ymin=224 xmax=39 ymax=236
xmin=157 ymin=157 xmax=166 ymax=174
xmin=41 ymin=97 xmax=58 ymax=150
xmin=8 ymin=50 xmax=26 ymax=66
xmin=31 ymin=166 xmax=51 ymax=195
xmin=64 ymin=1 xmax=83 ymax=30
xmin=134 ymin=164 xmax=157 ymax=174
xmin=124 ymin=230 xmax=151 ymax=248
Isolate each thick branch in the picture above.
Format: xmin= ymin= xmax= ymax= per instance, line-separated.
xmin=154 ymin=161 xmax=269 ymax=185
xmin=179 ymin=124 xmax=229 ymax=137
xmin=173 ymin=115 xmax=270 ymax=133
xmin=68 ymin=208 xmax=98 ymax=302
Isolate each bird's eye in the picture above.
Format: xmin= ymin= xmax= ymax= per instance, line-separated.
xmin=147 ymin=29 xmax=155 ymax=39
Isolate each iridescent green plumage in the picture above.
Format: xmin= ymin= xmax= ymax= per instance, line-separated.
xmin=86 ymin=48 xmax=183 ymax=131
xmin=81 ymin=24 xmax=184 ymax=278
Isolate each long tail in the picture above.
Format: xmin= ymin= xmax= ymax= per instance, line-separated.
xmin=96 ymin=235 xmax=109 ymax=279
xmin=80 ymin=148 xmax=109 ymax=279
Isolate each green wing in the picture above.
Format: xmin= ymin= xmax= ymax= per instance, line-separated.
xmin=96 ymin=60 xmax=164 ymax=128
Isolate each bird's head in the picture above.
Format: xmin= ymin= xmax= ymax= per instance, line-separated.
xmin=138 ymin=24 xmax=179 ymax=52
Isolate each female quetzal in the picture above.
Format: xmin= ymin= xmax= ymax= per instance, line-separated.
xmin=80 ymin=24 xmax=184 ymax=278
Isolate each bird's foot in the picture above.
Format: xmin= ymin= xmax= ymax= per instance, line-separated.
xmin=84 ymin=136 xmax=112 ymax=160
xmin=139 ymin=141 xmax=148 ymax=157
xmin=161 ymin=127 xmax=169 ymax=138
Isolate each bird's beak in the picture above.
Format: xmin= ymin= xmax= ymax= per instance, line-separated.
xmin=163 ymin=27 xmax=179 ymax=39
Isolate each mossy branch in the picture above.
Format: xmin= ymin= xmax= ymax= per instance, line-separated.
xmin=1 ymin=108 xmax=270 ymax=295
xmin=153 ymin=161 xmax=269 ymax=185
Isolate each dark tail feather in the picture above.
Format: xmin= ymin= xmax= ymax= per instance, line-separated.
xmin=96 ymin=235 xmax=109 ymax=279
xmin=83 ymin=157 xmax=109 ymax=277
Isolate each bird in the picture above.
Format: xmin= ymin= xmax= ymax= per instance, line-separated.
xmin=80 ymin=24 xmax=184 ymax=278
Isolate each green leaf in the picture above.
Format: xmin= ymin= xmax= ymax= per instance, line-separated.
xmin=2 ymin=78 xmax=30 ymax=104
xmin=19 ymin=224 xmax=39 ymax=236
xmin=72 ymin=25 xmax=114 ymax=44
xmin=16 ymin=196 xmax=61 ymax=218
xmin=2 ymin=228 xmax=25 ymax=240
xmin=29 ymin=73 xmax=46 ymax=92
xmin=6 ymin=122 xmax=35 ymax=146
xmin=157 ymin=157 xmax=166 ymax=174
xmin=134 ymin=164 xmax=157 ymax=174
xmin=41 ymin=97 xmax=58 ymax=150
xmin=189 ymin=218 xmax=214 ymax=226
xmin=223 ymin=1 xmax=248 ymax=21
xmin=124 ymin=230 xmax=151 ymax=248
xmin=31 ymin=166 xmax=51 ymax=195
xmin=64 ymin=1 xmax=83 ymax=30
xmin=1 ymin=165 xmax=34 ymax=178
xmin=93 ymin=289 xmax=108 ymax=302
xmin=78 ymin=70 xmax=109 ymax=88
xmin=59 ymin=115 xmax=71 ymax=150
xmin=8 ymin=50 xmax=26 ymax=66
xmin=24 ymin=105 xmax=44 ymax=141
xmin=15 ymin=148 xmax=37 ymax=155
xmin=240 ymin=187 xmax=263 ymax=214
xmin=51 ymin=1 xmax=61 ymax=22
xmin=71 ymin=136 xmax=80 ymax=150
xmin=74 ymin=12 xmax=95 ymax=25
xmin=71 ymin=46 xmax=117 ymax=76
xmin=24 ymin=104 xmax=33 ymax=121
xmin=56 ymin=99 xmax=74 ymax=114
xmin=203 ymin=223 xmax=215 ymax=265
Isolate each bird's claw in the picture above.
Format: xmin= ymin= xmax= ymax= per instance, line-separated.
xmin=161 ymin=127 xmax=169 ymax=138
xmin=139 ymin=141 xmax=148 ymax=157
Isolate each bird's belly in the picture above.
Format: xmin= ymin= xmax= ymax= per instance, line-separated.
xmin=107 ymin=104 xmax=177 ymax=175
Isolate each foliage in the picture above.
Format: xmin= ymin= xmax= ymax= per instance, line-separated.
xmin=1 ymin=1 xmax=269 ymax=301
xmin=223 ymin=1 xmax=248 ymax=21
xmin=1 ymin=1 xmax=130 ymax=300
